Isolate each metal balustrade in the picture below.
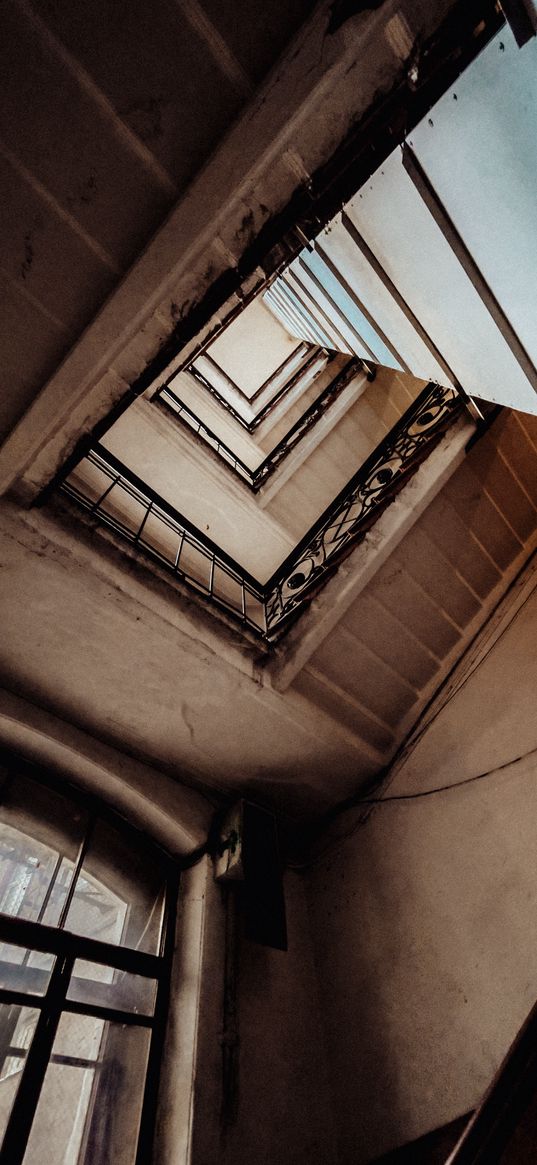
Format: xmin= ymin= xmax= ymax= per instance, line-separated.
xmin=169 ymin=346 xmax=332 ymax=434
xmin=60 ymin=382 xmax=464 ymax=643
xmin=159 ymin=356 xmax=363 ymax=492
xmin=156 ymin=393 xmax=255 ymax=486
xmin=263 ymin=381 xmax=463 ymax=634
xmin=61 ymin=447 xmax=268 ymax=635
xmin=191 ymin=340 xmax=320 ymax=422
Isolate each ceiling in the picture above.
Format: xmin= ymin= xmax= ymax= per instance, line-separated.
xmin=0 ymin=0 xmax=483 ymax=504
xmin=1 ymin=403 xmax=535 ymax=825
xmin=0 ymin=0 xmax=315 ymax=443
xmin=2 ymin=0 xmax=537 ymax=830
xmin=293 ymin=407 xmax=537 ymax=790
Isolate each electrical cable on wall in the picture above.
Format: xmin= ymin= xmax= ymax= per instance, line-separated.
xmin=291 ymin=562 xmax=537 ymax=869
xmin=359 ymin=744 xmax=537 ymax=803
xmin=357 ymin=556 xmax=537 ymax=803
xmin=289 ymin=743 xmax=537 ymax=870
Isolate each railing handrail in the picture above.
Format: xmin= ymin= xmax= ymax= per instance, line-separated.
xmin=265 ymin=380 xmax=453 ymax=591
xmin=183 ymin=346 xmax=330 ymax=434
xmin=158 ymin=390 xmax=255 ymax=480
xmin=248 ymin=340 xmax=311 ymax=406
xmin=62 ymin=382 xmax=463 ymax=640
xmin=98 ymin=379 xmax=440 ymax=599
xmin=91 ymin=443 xmax=264 ymax=593
xmin=160 ymin=356 xmax=362 ymax=491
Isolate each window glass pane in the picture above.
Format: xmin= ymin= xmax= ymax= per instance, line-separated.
xmin=67 ymin=960 xmax=156 ymax=1017
xmin=0 ymin=1004 xmax=39 ymax=1136
xmin=0 ymin=776 xmax=87 ymax=926
xmin=0 ymin=942 xmax=54 ymax=996
xmin=23 ymin=1012 xmax=151 ymax=1165
xmin=64 ymin=820 xmax=166 ymax=954
xmin=410 ymin=29 xmax=537 ymax=372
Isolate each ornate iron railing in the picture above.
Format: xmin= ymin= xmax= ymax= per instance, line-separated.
xmin=263 ymin=381 xmax=462 ymax=634
xmin=159 ymin=356 xmax=363 ymax=492
xmin=60 ymin=382 xmax=463 ymax=643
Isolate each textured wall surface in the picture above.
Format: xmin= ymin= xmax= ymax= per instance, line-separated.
xmin=221 ymin=872 xmax=338 ymax=1165
xmin=306 ymin=568 xmax=537 ymax=1162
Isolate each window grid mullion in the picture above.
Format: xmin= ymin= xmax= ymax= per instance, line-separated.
xmin=0 ymin=952 xmax=74 ymax=1165
xmin=55 ymin=810 xmax=98 ymax=932
xmin=0 ymin=764 xmax=174 ymax=1165
xmin=135 ymin=872 xmax=179 ymax=1165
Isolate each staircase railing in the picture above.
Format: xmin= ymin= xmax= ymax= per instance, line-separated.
xmin=59 ymin=381 xmax=463 ymax=643
xmin=159 ymin=356 xmax=362 ymax=491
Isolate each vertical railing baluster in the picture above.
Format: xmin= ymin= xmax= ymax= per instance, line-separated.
xmin=91 ymin=471 xmax=121 ymax=514
xmin=261 ymin=593 xmax=269 ymax=637
xmin=60 ymin=382 xmax=460 ymax=644
xmin=135 ymin=500 xmax=153 ymax=544
xmin=174 ymin=528 xmax=186 ymax=572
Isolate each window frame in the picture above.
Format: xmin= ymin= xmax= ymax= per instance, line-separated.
xmin=0 ymin=757 xmax=179 ymax=1165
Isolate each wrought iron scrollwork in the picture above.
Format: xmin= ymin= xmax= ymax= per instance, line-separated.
xmin=59 ymin=382 xmax=463 ymax=644
xmin=264 ymin=383 xmax=462 ymax=635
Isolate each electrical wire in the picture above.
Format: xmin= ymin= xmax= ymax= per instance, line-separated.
xmin=289 ymin=743 xmax=537 ymax=870
xmin=289 ymin=563 xmax=537 ymax=869
xmin=360 ymin=557 xmax=537 ymax=807
xmin=357 ymin=744 xmax=537 ymax=804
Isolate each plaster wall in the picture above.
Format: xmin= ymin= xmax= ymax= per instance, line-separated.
xmin=158 ymin=863 xmax=338 ymax=1165
xmin=0 ymin=687 xmax=213 ymax=856
xmin=207 ymin=297 xmax=299 ymax=399
xmin=0 ymin=702 xmax=338 ymax=1165
xmin=1 ymin=0 xmax=462 ymax=504
xmin=220 ymin=871 xmax=338 ymax=1165
xmin=101 ymin=396 xmax=296 ymax=579
xmin=0 ymin=500 xmax=373 ymax=819
xmin=100 ymin=364 xmax=420 ymax=580
xmin=306 ymin=565 xmax=537 ymax=1163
